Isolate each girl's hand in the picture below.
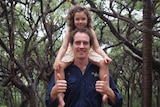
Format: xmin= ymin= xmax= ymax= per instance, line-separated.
xmin=53 ymin=60 xmax=61 ymax=71
xmin=104 ymin=56 xmax=112 ymax=64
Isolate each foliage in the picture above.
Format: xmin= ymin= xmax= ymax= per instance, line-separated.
xmin=0 ymin=0 xmax=160 ymax=107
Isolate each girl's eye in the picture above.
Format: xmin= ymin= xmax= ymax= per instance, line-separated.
xmin=75 ymin=18 xmax=80 ymax=21
xmin=82 ymin=18 xmax=86 ymax=21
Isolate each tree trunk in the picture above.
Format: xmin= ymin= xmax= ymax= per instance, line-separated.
xmin=19 ymin=88 xmax=37 ymax=107
xmin=29 ymin=89 xmax=36 ymax=107
xmin=142 ymin=0 xmax=153 ymax=107
xmin=158 ymin=75 xmax=160 ymax=107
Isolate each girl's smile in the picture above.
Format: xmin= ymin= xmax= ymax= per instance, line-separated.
xmin=74 ymin=11 xmax=88 ymax=28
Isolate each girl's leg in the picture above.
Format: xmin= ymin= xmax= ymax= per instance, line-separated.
xmin=99 ymin=60 xmax=109 ymax=104
xmin=89 ymin=59 xmax=109 ymax=104
xmin=89 ymin=59 xmax=109 ymax=83
xmin=55 ymin=62 xmax=72 ymax=107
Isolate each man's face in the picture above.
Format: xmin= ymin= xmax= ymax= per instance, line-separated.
xmin=71 ymin=32 xmax=90 ymax=60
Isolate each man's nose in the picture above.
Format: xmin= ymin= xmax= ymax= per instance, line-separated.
xmin=79 ymin=42 xmax=84 ymax=48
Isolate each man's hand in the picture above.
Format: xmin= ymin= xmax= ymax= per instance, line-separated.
xmin=96 ymin=74 xmax=116 ymax=104
xmin=95 ymin=74 xmax=109 ymax=95
xmin=50 ymin=73 xmax=67 ymax=101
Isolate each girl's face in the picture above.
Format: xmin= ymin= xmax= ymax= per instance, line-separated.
xmin=74 ymin=11 xmax=88 ymax=29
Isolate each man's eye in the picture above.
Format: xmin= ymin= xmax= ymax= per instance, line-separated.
xmin=75 ymin=41 xmax=81 ymax=45
xmin=74 ymin=41 xmax=89 ymax=45
xmin=83 ymin=42 xmax=89 ymax=45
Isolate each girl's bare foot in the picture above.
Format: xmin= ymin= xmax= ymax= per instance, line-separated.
xmin=58 ymin=93 xmax=65 ymax=107
xmin=102 ymin=94 xmax=108 ymax=104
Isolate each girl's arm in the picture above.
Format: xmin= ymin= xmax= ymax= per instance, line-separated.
xmin=91 ymin=29 xmax=112 ymax=63
xmin=54 ymin=30 xmax=70 ymax=69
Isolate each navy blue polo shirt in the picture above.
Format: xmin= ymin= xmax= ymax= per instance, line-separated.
xmin=46 ymin=62 xmax=122 ymax=107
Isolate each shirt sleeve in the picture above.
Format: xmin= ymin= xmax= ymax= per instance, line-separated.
xmin=108 ymin=75 xmax=123 ymax=107
xmin=45 ymin=73 xmax=58 ymax=107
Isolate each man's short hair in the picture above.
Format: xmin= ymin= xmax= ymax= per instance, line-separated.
xmin=69 ymin=28 xmax=94 ymax=46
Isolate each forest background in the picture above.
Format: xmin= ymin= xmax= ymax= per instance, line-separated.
xmin=0 ymin=0 xmax=160 ymax=107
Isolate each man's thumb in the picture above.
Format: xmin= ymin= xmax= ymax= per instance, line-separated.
xmin=103 ymin=74 xmax=108 ymax=81
xmin=56 ymin=73 xmax=61 ymax=80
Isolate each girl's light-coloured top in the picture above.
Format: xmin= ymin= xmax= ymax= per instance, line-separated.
xmin=61 ymin=44 xmax=103 ymax=62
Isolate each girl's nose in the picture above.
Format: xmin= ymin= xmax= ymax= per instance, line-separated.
xmin=79 ymin=20 xmax=82 ymax=23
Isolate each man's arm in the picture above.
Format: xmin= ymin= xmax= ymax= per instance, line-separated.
xmin=108 ymin=75 xmax=123 ymax=107
xmin=45 ymin=73 xmax=58 ymax=107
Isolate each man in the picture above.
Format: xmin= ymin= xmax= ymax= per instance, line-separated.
xmin=46 ymin=28 xmax=122 ymax=107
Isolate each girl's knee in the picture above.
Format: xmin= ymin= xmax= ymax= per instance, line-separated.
xmin=60 ymin=62 xmax=71 ymax=69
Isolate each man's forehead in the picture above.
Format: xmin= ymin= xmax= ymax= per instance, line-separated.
xmin=74 ymin=32 xmax=90 ymax=41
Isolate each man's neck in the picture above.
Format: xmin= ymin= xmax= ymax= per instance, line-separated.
xmin=74 ymin=58 xmax=89 ymax=73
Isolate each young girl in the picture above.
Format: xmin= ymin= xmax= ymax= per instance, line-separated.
xmin=53 ymin=4 xmax=112 ymax=107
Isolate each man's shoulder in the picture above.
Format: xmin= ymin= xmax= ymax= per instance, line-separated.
xmin=65 ymin=62 xmax=99 ymax=70
xmin=87 ymin=62 xmax=99 ymax=69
